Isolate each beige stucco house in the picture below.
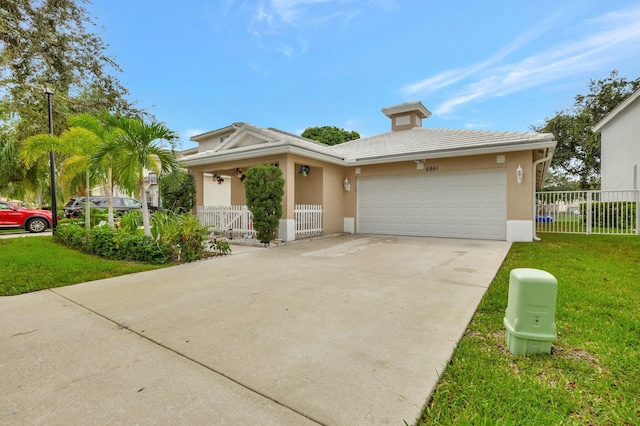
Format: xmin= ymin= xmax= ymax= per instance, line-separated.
xmin=592 ymin=88 xmax=640 ymax=191
xmin=181 ymin=102 xmax=556 ymax=242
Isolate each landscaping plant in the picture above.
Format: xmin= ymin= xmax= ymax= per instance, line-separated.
xmin=159 ymin=170 xmax=196 ymax=213
xmin=171 ymin=213 xmax=207 ymax=262
xmin=208 ymin=238 xmax=231 ymax=256
xmin=243 ymin=164 xmax=285 ymax=243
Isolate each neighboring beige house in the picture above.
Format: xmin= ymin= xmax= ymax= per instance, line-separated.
xmin=181 ymin=102 xmax=556 ymax=242
xmin=592 ymin=88 xmax=640 ymax=191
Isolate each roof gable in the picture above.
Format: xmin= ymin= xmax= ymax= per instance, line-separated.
xmin=593 ymin=88 xmax=640 ymax=132
xmin=215 ymin=125 xmax=276 ymax=152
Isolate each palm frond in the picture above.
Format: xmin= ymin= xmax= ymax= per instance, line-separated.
xmin=19 ymin=134 xmax=63 ymax=166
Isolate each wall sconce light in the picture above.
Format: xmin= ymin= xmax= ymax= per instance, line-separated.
xmin=298 ymin=165 xmax=310 ymax=177
xmin=236 ymin=168 xmax=246 ymax=181
xmin=415 ymin=160 xmax=425 ymax=170
xmin=212 ymin=172 xmax=224 ymax=184
xmin=516 ymin=164 xmax=523 ymax=184
xmin=343 ymin=177 xmax=351 ymax=192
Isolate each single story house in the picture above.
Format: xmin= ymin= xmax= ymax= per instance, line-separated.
xmin=181 ymin=102 xmax=556 ymax=242
xmin=592 ymin=88 xmax=640 ymax=191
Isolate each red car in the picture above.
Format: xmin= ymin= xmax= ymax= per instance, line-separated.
xmin=0 ymin=201 xmax=54 ymax=233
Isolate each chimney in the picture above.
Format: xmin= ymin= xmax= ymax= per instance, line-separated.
xmin=382 ymin=101 xmax=431 ymax=131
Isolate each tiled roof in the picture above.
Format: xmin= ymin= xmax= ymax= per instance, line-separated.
xmin=181 ymin=123 xmax=343 ymax=164
xmin=181 ymin=122 xmax=555 ymax=166
xmin=332 ymin=127 xmax=555 ymax=160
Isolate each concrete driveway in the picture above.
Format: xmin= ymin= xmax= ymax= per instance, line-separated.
xmin=1 ymin=235 xmax=510 ymax=425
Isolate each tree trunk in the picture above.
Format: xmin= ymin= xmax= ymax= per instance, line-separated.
xmin=140 ymin=174 xmax=151 ymax=236
xmin=107 ymin=165 xmax=114 ymax=227
xmin=85 ymin=171 xmax=91 ymax=228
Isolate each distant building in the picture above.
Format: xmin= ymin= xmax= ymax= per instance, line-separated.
xmin=593 ymin=88 xmax=640 ymax=191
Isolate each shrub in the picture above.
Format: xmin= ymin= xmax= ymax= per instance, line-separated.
xmin=54 ymin=223 xmax=89 ymax=251
xmin=172 ymin=214 xmax=207 ymax=262
xmin=160 ymin=170 xmax=196 ymax=213
xmin=209 ymin=239 xmax=231 ymax=256
xmin=244 ymin=165 xmax=284 ymax=243
xmin=86 ymin=225 xmax=118 ymax=258
xmin=579 ymin=201 xmax=637 ymax=229
xmin=54 ymin=212 xmax=207 ymax=264
xmin=150 ymin=210 xmax=178 ymax=244
xmin=119 ymin=209 xmax=143 ymax=233
xmin=117 ymin=234 xmax=172 ymax=264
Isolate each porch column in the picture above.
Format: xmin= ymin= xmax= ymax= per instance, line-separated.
xmin=193 ymin=169 xmax=205 ymax=214
xmin=279 ymin=158 xmax=296 ymax=241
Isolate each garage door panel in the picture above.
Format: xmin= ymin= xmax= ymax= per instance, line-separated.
xmin=357 ymin=170 xmax=506 ymax=240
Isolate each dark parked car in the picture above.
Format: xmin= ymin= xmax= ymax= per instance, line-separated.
xmin=0 ymin=201 xmax=54 ymax=233
xmin=64 ymin=196 xmax=158 ymax=218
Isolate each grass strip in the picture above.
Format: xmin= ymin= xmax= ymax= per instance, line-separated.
xmin=418 ymin=233 xmax=640 ymax=425
xmin=0 ymin=236 xmax=169 ymax=296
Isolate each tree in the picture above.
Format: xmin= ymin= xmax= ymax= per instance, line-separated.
xmin=302 ymin=126 xmax=360 ymax=146
xmin=72 ymin=112 xmax=121 ymax=227
xmin=20 ymin=127 xmax=101 ymax=227
xmin=160 ymin=170 xmax=196 ymax=213
xmin=0 ymin=0 xmax=138 ymax=199
xmin=244 ymin=165 xmax=285 ymax=243
xmin=533 ymin=71 xmax=640 ymax=189
xmin=93 ymin=117 xmax=181 ymax=236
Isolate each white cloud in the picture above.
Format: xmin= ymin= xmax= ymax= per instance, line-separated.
xmin=402 ymin=4 xmax=640 ymax=116
xmin=245 ymin=0 xmax=369 ymax=49
xmin=270 ymin=0 xmax=352 ymax=23
xmin=401 ymin=10 xmax=561 ymax=98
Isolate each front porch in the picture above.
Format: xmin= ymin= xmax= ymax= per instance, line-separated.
xmin=197 ymin=204 xmax=323 ymax=240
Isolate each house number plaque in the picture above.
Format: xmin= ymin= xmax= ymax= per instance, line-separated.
xmin=425 ymin=165 xmax=439 ymax=172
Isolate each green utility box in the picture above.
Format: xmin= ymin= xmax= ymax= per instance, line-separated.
xmin=504 ymin=268 xmax=558 ymax=356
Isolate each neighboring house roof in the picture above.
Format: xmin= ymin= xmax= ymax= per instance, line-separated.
xmin=180 ymin=147 xmax=199 ymax=157
xmin=181 ymin=121 xmax=555 ymax=167
xmin=592 ymin=88 xmax=640 ymax=132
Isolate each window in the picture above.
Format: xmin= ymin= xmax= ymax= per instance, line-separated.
xmin=123 ymin=198 xmax=141 ymax=208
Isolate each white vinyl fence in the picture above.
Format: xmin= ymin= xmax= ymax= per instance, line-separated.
xmin=197 ymin=205 xmax=255 ymax=236
xmin=197 ymin=204 xmax=323 ymax=238
xmin=294 ymin=204 xmax=323 ymax=236
xmin=536 ymin=190 xmax=639 ymax=235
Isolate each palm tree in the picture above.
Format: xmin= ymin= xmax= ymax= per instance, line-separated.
xmin=94 ymin=116 xmax=181 ymax=236
xmin=70 ymin=113 xmax=118 ymax=227
xmin=20 ymin=127 xmax=102 ymax=228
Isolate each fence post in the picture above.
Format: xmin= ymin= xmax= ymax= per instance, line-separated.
xmin=586 ymin=191 xmax=592 ymax=235
xmin=636 ymin=190 xmax=640 ymax=236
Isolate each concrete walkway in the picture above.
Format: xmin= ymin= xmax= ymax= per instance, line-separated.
xmin=1 ymin=235 xmax=510 ymax=425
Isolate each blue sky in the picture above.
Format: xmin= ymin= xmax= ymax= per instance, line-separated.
xmin=87 ymin=0 xmax=640 ymax=149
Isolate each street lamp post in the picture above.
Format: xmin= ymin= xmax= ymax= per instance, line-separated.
xmin=45 ymin=87 xmax=58 ymax=232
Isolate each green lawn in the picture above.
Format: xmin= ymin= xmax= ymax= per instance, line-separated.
xmin=418 ymin=233 xmax=640 ymax=425
xmin=0 ymin=236 xmax=169 ymax=296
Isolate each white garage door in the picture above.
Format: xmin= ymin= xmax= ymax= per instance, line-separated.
xmin=357 ymin=169 xmax=507 ymax=240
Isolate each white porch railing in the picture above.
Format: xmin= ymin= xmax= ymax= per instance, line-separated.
xmin=197 ymin=205 xmax=255 ymax=236
xmin=197 ymin=204 xmax=323 ymax=238
xmin=295 ymin=204 xmax=323 ymax=236
xmin=536 ymin=190 xmax=639 ymax=235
